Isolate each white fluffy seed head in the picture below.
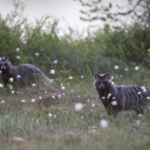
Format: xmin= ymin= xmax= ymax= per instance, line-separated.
xmin=31 ymin=99 xmax=35 ymax=103
xmin=111 ymin=101 xmax=117 ymax=106
xmin=58 ymin=95 xmax=61 ymax=98
xmin=74 ymin=103 xmax=83 ymax=111
xmin=102 ymin=96 xmax=105 ymax=100
xmin=107 ymin=93 xmax=111 ymax=99
xmin=92 ymin=103 xmax=95 ymax=107
xmin=1 ymin=100 xmax=5 ymax=104
xmin=69 ymin=76 xmax=73 ymax=79
xmin=81 ymin=75 xmax=84 ymax=78
xmin=114 ymin=65 xmax=119 ymax=69
xmin=21 ymin=100 xmax=25 ymax=103
xmin=53 ymin=60 xmax=58 ymax=64
xmin=9 ymin=78 xmax=14 ymax=82
xmin=39 ymin=96 xmax=42 ymax=100
xmin=99 ymin=119 xmax=108 ymax=129
xmin=125 ymin=68 xmax=128 ymax=71
xmin=52 ymin=95 xmax=55 ymax=99
xmin=135 ymin=66 xmax=139 ymax=70
xmin=87 ymin=99 xmax=90 ymax=102
xmin=12 ymin=91 xmax=15 ymax=94
xmin=50 ymin=69 xmax=55 ymax=74
xmin=48 ymin=113 xmax=52 ymax=118
xmin=17 ymin=75 xmax=21 ymax=78
xmin=16 ymin=47 xmax=20 ymax=51
xmin=35 ymin=52 xmax=39 ymax=56
xmin=61 ymin=86 xmax=65 ymax=90
xmin=32 ymin=84 xmax=36 ymax=87
xmin=0 ymin=83 xmax=3 ymax=88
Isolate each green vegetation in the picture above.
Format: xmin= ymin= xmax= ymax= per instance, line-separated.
xmin=1 ymin=0 xmax=150 ymax=150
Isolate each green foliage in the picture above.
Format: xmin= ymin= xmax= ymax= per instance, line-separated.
xmin=0 ymin=0 xmax=150 ymax=81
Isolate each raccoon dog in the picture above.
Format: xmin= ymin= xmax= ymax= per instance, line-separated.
xmin=0 ymin=57 xmax=52 ymax=87
xmin=94 ymin=73 xmax=150 ymax=116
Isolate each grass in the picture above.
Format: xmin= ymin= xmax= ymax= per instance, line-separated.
xmin=1 ymin=77 xmax=150 ymax=150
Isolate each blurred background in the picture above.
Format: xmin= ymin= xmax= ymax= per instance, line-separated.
xmin=0 ymin=0 xmax=149 ymax=84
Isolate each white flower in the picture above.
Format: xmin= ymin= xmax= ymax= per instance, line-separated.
xmin=45 ymin=91 xmax=47 ymax=94
xmin=17 ymin=75 xmax=21 ymax=78
xmin=136 ymin=120 xmax=140 ymax=126
xmin=52 ymin=95 xmax=55 ymax=99
xmin=78 ymin=95 xmax=80 ymax=98
xmin=75 ymin=103 xmax=83 ymax=111
xmin=125 ymin=68 xmax=128 ymax=71
xmin=81 ymin=75 xmax=84 ymax=78
xmin=114 ymin=65 xmax=119 ymax=69
xmin=138 ymin=92 xmax=141 ymax=95
xmin=50 ymin=79 xmax=54 ymax=83
xmin=0 ymin=83 xmax=3 ymax=88
xmin=21 ymin=99 xmax=25 ymax=103
xmin=107 ymin=93 xmax=111 ymax=99
xmin=135 ymin=66 xmax=139 ymax=70
xmin=99 ymin=119 xmax=108 ymax=129
xmin=111 ymin=82 xmax=114 ymax=85
xmin=9 ymin=85 xmax=13 ymax=89
xmin=50 ymin=69 xmax=55 ymax=74
xmin=53 ymin=60 xmax=58 ymax=64
xmin=141 ymin=86 xmax=145 ymax=90
xmin=13 ymin=137 xmax=25 ymax=142
xmin=12 ymin=91 xmax=15 ymax=94
xmin=112 ymin=97 xmax=116 ymax=100
xmin=32 ymin=83 xmax=36 ymax=87
xmin=61 ymin=86 xmax=65 ymax=90
xmin=69 ymin=76 xmax=73 ymax=80
xmin=102 ymin=96 xmax=105 ymax=100
xmin=16 ymin=47 xmax=20 ymax=51
xmin=58 ymin=95 xmax=61 ymax=98
xmin=92 ymin=104 xmax=95 ymax=107
xmin=111 ymin=101 xmax=117 ymax=106
xmin=81 ymin=116 xmax=84 ymax=119
xmin=31 ymin=99 xmax=35 ymax=102
xmin=1 ymin=100 xmax=5 ymax=104
xmin=16 ymin=56 xmax=21 ymax=60
xmin=35 ymin=52 xmax=39 ymax=56
xmin=87 ymin=99 xmax=90 ymax=102
xmin=0 ymin=70 xmax=2 ymax=73
xmin=48 ymin=113 xmax=52 ymax=118
xmin=138 ymin=114 xmax=143 ymax=117
xmin=9 ymin=78 xmax=14 ymax=82
xmin=39 ymin=96 xmax=42 ymax=100
xmin=53 ymin=115 xmax=57 ymax=118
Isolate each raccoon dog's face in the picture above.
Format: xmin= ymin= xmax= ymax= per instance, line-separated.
xmin=0 ymin=57 xmax=10 ymax=71
xmin=94 ymin=73 xmax=111 ymax=90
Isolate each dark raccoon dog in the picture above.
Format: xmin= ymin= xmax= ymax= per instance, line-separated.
xmin=94 ymin=73 xmax=150 ymax=116
xmin=0 ymin=57 xmax=52 ymax=87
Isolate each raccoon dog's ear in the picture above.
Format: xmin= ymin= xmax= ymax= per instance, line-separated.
xmin=105 ymin=73 xmax=111 ymax=79
xmin=95 ymin=73 xmax=99 ymax=79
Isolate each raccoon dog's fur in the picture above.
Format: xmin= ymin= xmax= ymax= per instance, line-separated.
xmin=0 ymin=57 xmax=52 ymax=87
xmin=94 ymin=73 xmax=150 ymax=116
